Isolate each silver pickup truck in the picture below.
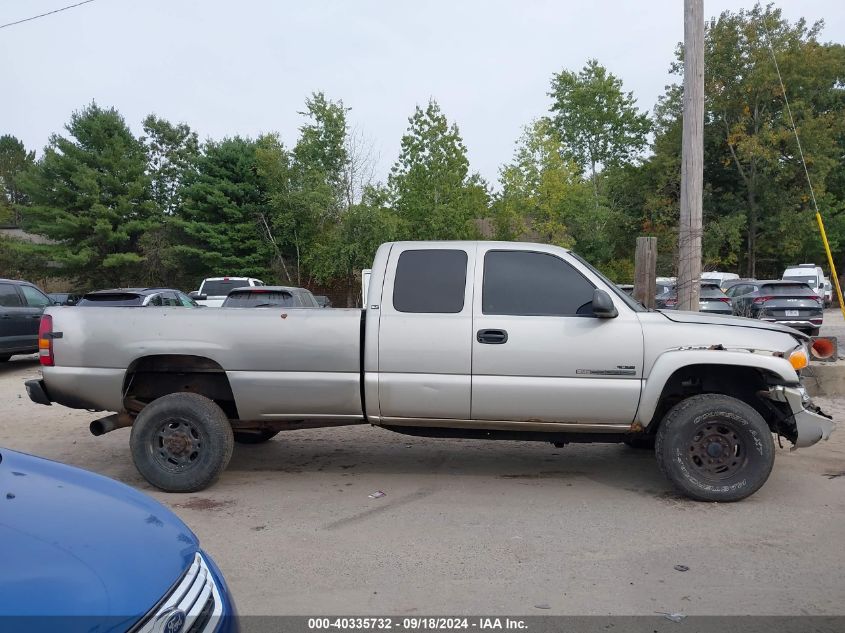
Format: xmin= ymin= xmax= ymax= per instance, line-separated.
xmin=26 ymin=241 xmax=833 ymax=501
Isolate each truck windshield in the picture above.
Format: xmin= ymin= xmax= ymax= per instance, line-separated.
xmin=201 ymin=280 xmax=249 ymax=296
xmin=568 ymin=252 xmax=646 ymax=312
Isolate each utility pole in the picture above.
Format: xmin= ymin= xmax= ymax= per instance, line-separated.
xmin=677 ymin=0 xmax=704 ymax=311
xmin=634 ymin=236 xmax=657 ymax=309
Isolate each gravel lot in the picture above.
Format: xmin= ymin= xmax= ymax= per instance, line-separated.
xmin=1 ymin=353 xmax=844 ymax=617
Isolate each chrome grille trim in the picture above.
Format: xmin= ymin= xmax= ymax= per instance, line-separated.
xmin=137 ymin=552 xmax=223 ymax=633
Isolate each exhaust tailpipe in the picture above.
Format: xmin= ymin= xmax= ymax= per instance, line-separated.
xmin=90 ymin=413 xmax=133 ymax=436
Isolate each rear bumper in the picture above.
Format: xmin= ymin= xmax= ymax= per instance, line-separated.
xmin=760 ymin=318 xmax=822 ymax=330
xmin=767 ymin=384 xmax=834 ymax=448
xmin=25 ymin=379 xmax=51 ymax=406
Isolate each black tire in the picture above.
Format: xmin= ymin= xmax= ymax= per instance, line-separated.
xmin=623 ymin=435 xmax=656 ymax=450
xmin=233 ymin=429 xmax=280 ymax=444
xmin=655 ymin=394 xmax=774 ymax=502
xmin=807 ymin=327 xmax=820 ymax=337
xmin=130 ymin=393 xmax=234 ymax=493
xmin=0 ymin=355 xmax=11 ymax=362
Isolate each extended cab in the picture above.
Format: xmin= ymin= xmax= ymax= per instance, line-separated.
xmin=26 ymin=242 xmax=834 ymax=501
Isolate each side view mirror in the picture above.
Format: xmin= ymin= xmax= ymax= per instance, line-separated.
xmin=192 ymin=293 xmax=208 ymax=301
xmin=592 ymin=289 xmax=618 ymax=318
xmin=189 ymin=291 xmax=199 ymax=298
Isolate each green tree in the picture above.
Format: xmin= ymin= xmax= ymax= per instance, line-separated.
xmin=494 ymin=119 xmax=592 ymax=248
xmin=389 ymin=100 xmax=488 ymax=240
xmin=256 ymin=93 xmax=352 ymax=284
xmin=549 ymin=59 xmax=651 ymax=205
xmin=693 ymin=4 xmax=845 ymax=276
xmin=0 ymin=135 xmax=36 ymax=227
xmin=141 ymin=114 xmax=199 ymax=215
xmin=173 ymin=137 xmax=272 ymax=284
xmin=18 ymin=103 xmax=155 ymax=287
xmin=308 ymin=185 xmax=401 ymax=306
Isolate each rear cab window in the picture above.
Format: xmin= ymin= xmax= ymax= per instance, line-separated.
xmin=393 ymin=249 xmax=468 ymax=313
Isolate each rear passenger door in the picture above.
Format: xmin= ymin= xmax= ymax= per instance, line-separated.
xmin=376 ymin=244 xmax=475 ymax=421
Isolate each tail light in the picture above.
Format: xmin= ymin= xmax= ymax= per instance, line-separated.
xmin=38 ymin=315 xmax=54 ymax=366
xmin=664 ymin=298 xmax=678 ymax=306
xmin=717 ymin=297 xmax=731 ymax=303
xmin=753 ymin=296 xmax=774 ymax=304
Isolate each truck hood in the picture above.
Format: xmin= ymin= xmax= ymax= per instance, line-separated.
xmin=0 ymin=449 xmax=198 ymax=630
xmin=657 ymin=310 xmax=809 ymax=341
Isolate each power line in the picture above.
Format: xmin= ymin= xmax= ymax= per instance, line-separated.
xmin=0 ymin=0 xmax=96 ymax=31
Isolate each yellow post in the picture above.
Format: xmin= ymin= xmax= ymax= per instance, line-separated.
xmin=814 ymin=211 xmax=845 ymax=320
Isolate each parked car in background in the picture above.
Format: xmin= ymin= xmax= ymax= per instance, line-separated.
xmin=0 ymin=279 xmax=53 ymax=362
xmin=822 ymin=278 xmax=833 ymax=307
xmin=782 ymin=264 xmax=825 ymax=300
xmin=222 ymin=286 xmax=320 ymax=308
xmin=657 ymin=282 xmax=733 ymax=315
xmin=727 ymin=280 xmax=824 ymax=335
xmin=48 ymin=292 xmax=82 ymax=306
xmin=314 ymin=294 xmax=333 ymax=308
xmin=654 ymin=277 xmax=676 ymax=308
xmin=700 ymin=271 xmax=740 ymax=289
xmin=77 ymin=288 xmax=199 ymax=307
xmin=0 ymin=446 xmax=237 ymax=632
xmin=191 ymin=277 xmax=264 ymax=307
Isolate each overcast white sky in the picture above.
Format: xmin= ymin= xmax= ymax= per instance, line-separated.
xmin=1 ymin=0 xmax=843 ymax=185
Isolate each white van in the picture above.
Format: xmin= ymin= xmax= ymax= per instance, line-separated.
xmin=782 ymin=264 xmax=825 ymax=299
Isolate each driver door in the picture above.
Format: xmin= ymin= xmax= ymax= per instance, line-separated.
xmin=471 ymin=246 xmax=644 ymax=425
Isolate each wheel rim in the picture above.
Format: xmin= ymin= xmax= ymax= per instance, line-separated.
xmin=686 ymin=421 xmax=747 ymax=480
xmin=151 ymin=417 xmax=203 ymax=472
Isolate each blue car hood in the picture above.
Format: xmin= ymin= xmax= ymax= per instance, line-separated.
xmin=0 ymin=449 xmax=198 ymax=628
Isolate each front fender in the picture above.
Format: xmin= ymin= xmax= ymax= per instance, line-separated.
xmin=635 ymin=349 xmax=799 ymax=426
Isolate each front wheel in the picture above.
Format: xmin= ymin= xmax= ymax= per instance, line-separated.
xmin=655 ymin=394 xmax=774 ymax=502
xmin=130 ymin=393 xmax=234 ymax=492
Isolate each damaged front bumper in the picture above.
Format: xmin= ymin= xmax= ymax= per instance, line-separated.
xmin=767 ymin=384 xmax=834 ymax=449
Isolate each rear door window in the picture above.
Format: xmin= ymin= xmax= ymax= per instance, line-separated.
xmin=393 ymin=249 xmax=468 ymax=313
xmin=482 ymin=250 xmax=595 ymax=316
xmin=0 ymin=283 xmax=23 ymax=307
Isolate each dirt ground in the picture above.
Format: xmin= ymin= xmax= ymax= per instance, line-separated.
xmin=1 ymin=356 xmax=844 ymax=616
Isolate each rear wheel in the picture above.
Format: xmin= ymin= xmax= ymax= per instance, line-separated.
xmin=130 ymin=393 xmax=234 ymax=492
xmin=233 ymin=429 xmax=280 ymax=444
xmin=808 ymin=327 xmax=820 ymax=337
xmin=655 ymin=394 xmax=774 ymax=502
